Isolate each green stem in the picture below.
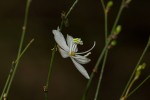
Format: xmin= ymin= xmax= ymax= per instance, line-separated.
xmin=15 ymin=39 xmax=34 ymax=63
xmin=82 ymin=41 xmax=110 ymax=100
xmin=100 ymin=0 xmax=105 ymax=11
xmin=0 ymin=0 xmax=31 ymax=99
xmin=60 ymin=0 xmax=78 ymax=30
xmin=127 ymin=74 xmax=150 ymax=98
xmin=121 ymin=36 xmax=150 ymax=98
xmin=0 ymin=38 xmax=34 ymax=100
xmin=82 ymin=0 xmax=125 ymax=100
xmin=17 ymin=0 xmax=31 ymax=58
xmin=44 ymin=45 xmax=56 ymax=100
xmin=110 ymin=1 xmax=124 ymax=35
xmin=94 ymin=0 xmax=108 ymax=99
xmin=46 ymin=45 xmax=57 ymax=87
xmin=44 ymin=1 xmax=79 ymax=100
xmin=94 ymin=52 xmax=108 ymax=100
xmin=65 ymin=0 xmax=78 ymax=18
xmin=0 ymin=62 xmax=13 ymax=100
xmin=123 ymin=78 xmax=136 ymax=99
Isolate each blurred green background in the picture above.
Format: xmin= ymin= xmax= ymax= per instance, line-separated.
xmin=0 ymin=0 xmax=150 ymax=100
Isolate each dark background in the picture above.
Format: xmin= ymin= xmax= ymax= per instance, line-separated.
xmin=0 ymin=0 xmax=150 ymax=100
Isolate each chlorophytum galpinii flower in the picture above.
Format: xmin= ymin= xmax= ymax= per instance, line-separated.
xmin=52 ymin=27 xmax=96 ymax=79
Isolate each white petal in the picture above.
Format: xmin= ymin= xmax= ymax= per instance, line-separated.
xmin=67 ymin=34 xmax=78 ymax=52
xmin=71 ymin=58 xmax=90 ymax=79
xmin=52 ymin=30 xmax=69 ymax=52
xmin=58 ymin=46 xmax=69 ymax=58
xmin=73 ymin=55 xmax=91 ymax=64
xmin=71 ymin=43 xmax=78 ymax=52
xmin=67 ymin=34 xmax=73 ymax=47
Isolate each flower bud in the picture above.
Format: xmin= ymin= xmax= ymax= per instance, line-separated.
xmin=134 ymin=63 xmax=146 ymax=80
xmin=111 ymin=40 xmax=117 ymax=46
xmin=107 ymin=1 xmax=113 ymax=8
xmin=115 ymin=25 xmax=122 ymax=35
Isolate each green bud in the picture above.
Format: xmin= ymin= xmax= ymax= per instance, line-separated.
xmin=137 ymin=63 xmax=146 ymax=71
xmin=135 ymin=63 xmax=146 ymax=80
xmin=115 ymin=25 xmax=122 ymax=35
xmin=107 ymin=1 xmax=113 ymax=8
xmin=135 ymin=71 xmax=140 ymax=80
xmin=111 ymin=40 xmax=117 ymax=46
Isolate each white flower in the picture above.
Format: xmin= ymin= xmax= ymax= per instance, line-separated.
xmin=52 ymin=28 xmax=96 ymax=79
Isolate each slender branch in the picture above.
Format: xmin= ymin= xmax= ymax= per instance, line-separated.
xmin=15 ymin=39 xmax=34 ymax=63
xmin=110 ymin=1 xmax=124 ymax=35
xmin=82 ymin=0 xmax=125 ymax=99
xmin=100 ymin=0 xmax=106 ymax=11
xmin=0 ymin=38 xmax=33 ymax=100
xmin=44 ymin=45 xmax=56 ymax=100
xmin=0 ymin=62 xmax=14 ymax=100
xmin=0 ymin=0 xmax=32 ymax=99
xmin=94 ymin=52 xmax=108 ymax=100
xmin=123 ymin=78 xmax=136 ymax=99
xmin=127 ymin=74 xmax=150 ymax=98
xmin=82 ymin=40 xmax=110 ymax=100
xmin=94 ymin=0 xmax=108 ymax=99
xmin=65 ymin=0 xmax=78 ymax=18
xmin=60 ymin=0 xmax=78 ymax=30
xmin=121 ymin=36 xmax=150 ymax=98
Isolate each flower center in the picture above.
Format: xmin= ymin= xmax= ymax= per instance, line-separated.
xmin=69 ymin=52 xmax=75 ymax=56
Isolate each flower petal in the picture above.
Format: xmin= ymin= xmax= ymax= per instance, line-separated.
xmin=71 ymin=58 xmax=90 ymax=79
xmin=71 ymin=43 xmax=78 ymax=53
xmin=58 ymin=46 xmax=69 ymax=58
xmin=67 ymin=34 xmax=78 ymax=52
xmin=67 ymin=34 xmax=73 ymax=47
xmin=73 ymin=55 xmax=91 ymax=64
xmin=52 ymin=30 xmax=69 ymax=52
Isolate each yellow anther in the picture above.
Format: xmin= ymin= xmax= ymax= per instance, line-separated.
xmin=73 ymin=38 xmax=83 ymax=45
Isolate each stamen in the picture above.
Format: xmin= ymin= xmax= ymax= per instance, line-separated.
xmin=73 ymin=38 xmax=83 ymax=45
xmin=84 ymin=52 xmax=91 ymax=57
xmin=76 ymin=41 xmax=96 ymax=54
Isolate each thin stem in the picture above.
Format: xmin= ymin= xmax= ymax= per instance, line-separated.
xmin=82 ymin=0 xmax=125 ymax=100
xmin=0 ymin=38 xmax=34 ymax=99
xmin=15 ymin=39 xmax=34 ymax=63
xmin=44 ymin=45 xmax=56 ymax=100
xmin=100 ymin=0 xmax=105 ymax=11
xmin=123 ymin=78 xmax=136 ymax=99
xmin=0 ymin=62 xmax=14 ymax=100
xmin=94 ymin=52 xmax=108 ymax=100
xmin=127 ymin=74 xmax=150 ymax=98
xmin=121 ymin=36 xmax=150 ymax=98
xmin=82 ymin=41 xmax=110 ymax=100
xmin=0 ymin=0 xmax=31 ymax=99
xmin=110 ymin=1 xmax=124 ymax=35
xmin=46 ymin=45 xmax=57 ymax=86
xmin=43 ymin=0 xmax=79 ymax=100
xmin=65 ymin=0 xmax=78 ymax=18
xmin=17 ymin=0 xmax=32 ymax=58
xmin=0 ymin=76 xmax=10 ymax=100
xmin=94 ymin=0 xmax=108 ymax=99
xmin=60 ymin=0 xmax=78 ymax=30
